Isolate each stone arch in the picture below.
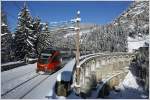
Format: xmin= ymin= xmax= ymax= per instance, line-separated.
xmin=80 ymin=67 xmax=86 ymax=86
xmin=112 ymin=56 xmax=117 ymax=63
xmin=82 ymin=63 xmax=86 ymax=70
xmin=118 ymin=55 xmax=124 ymax=68
xmin=119 ymin=55 xmax=123 ymax=61
xmin=125 ymin=55 xmax=129 ymax=59
xmin=109 ymin=56 xmax=114 ymax=64
xmin=85 ymin=65 xmax=90 ymax=77
xmin=106 ymin=56 xmax=111 ymax=64
xmin=91 ymin=58 xmax=96 ymax=71
xmin=95 ymin=59 xmax=101 ymax=68
xmin=131 ymin=55 xmax=136 ymax=60
xmin=101 ymin=56 xmax=107 ymax=66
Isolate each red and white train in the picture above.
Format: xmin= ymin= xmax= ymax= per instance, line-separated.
xmin=36 ymin=47 xmax=75 ymax=73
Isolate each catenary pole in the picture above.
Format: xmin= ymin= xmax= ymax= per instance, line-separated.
xmin=75 ymin=10 xmax=81 ymax=88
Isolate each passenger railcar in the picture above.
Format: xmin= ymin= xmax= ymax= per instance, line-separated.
xmin=36 ymin=48 xmax=62 ymax=73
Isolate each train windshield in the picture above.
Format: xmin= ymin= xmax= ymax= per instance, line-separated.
xmin=39 ymin=53 xmax=52 ymax=64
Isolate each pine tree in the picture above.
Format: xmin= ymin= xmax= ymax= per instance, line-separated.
xmin=1 ymin=10 xmax=13 ymax=63
xmin=37 ymin=22 xmax=52 ymax=54
xmin=31 ymin=16 xmax=42 ymax=55
xmin=14 ymin=3 xmax=35 ymax=60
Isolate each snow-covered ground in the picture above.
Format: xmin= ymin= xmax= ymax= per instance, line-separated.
xmin=128 ymin=36 xmax=149 ymax=52
xmin=2 ymin=72 xmax=37 ymax=95
xmin=2 ymin=74 xmax=49 ymax=99
xmin=1 ymin=58 xmax=75 ymax=99
xmin=1 ymin=63 xmax=36 ymax=84
xmin=105 ymin=71 xmax=148 ymax=99
xmin=1 ymin=63 xmax=38 ymax=99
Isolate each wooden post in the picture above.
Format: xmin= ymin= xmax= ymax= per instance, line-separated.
xmin=76 ymin=10 xmax=81 ymax=86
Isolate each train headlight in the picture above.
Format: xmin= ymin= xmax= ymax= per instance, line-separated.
xmin=44 ymin=66 xmax=48 ymax=72
xmin=60 ymin=58 xmax=62 ymax=62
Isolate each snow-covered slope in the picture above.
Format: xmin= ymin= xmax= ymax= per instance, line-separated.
xmin=114 ymin=1 xmax=149 ymax=37
xmin=46 ymin=1 xmax=149 ymax=52
xmin=106 ymin=71 xmax=148 ymax=99
xmin=113 ymin=1 xmax=149 ymax=52
xmin=128 ymin=36 xmax=149 ymax=52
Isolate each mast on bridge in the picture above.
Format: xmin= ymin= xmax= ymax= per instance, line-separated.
xmin=76 ymin=10 xmax=80 ymax=69
xmin=75 ymin=10 xmax=81 ymax=90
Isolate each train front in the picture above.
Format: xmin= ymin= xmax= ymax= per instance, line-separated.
xmin=36 ymin=50 xmax=61 ymax=73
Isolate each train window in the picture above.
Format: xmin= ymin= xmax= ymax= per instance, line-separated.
xmin=42 ymin=49 xmax=53 ymax=54
xmin=38 ymin=53 xmax=52 ymax=64
xmin=40 ymin=53 xmax=52 ymax=59
xmin=38 ymin=58 xmax=48 ymax=64
xmin=53 ymin=55 xmax=60 ymax=61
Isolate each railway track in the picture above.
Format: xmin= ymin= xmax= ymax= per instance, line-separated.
xmin=1 ymin=73 xmax=40 ymax=97
xmin=1 ymin=74 xmax=50 ymax=99
xmin=19 ymin=75 xmax=50 ymax=99
xmin=1 ymin=63 xmax=37 ymax=84
xmin=1 ymin=60 xmax=69 ymax=99
xmin=1 ymin=70 xmax=36 ymax=85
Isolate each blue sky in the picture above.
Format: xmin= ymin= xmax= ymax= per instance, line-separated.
xmin=2 ymin=1 xmax=132 ymax=32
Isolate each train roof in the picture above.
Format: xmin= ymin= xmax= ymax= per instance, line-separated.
xmin=42 ymin=47 xmax=92 ymax=52
xmin=44 ymin=47 xmax=71 ymax=51
xmin=41 ymin=47 xmax=66 ymax=53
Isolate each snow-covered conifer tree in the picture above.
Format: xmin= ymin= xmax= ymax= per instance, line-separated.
xmin=37 ymin=22 xmax=52 ymax=53
xmin=1 ymin=10 xmax=13 ymax=63
xmin=30 ymin=16 xmax=42 ymax=55
xmin=14 ymin=3 xmax=35 ymax=60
